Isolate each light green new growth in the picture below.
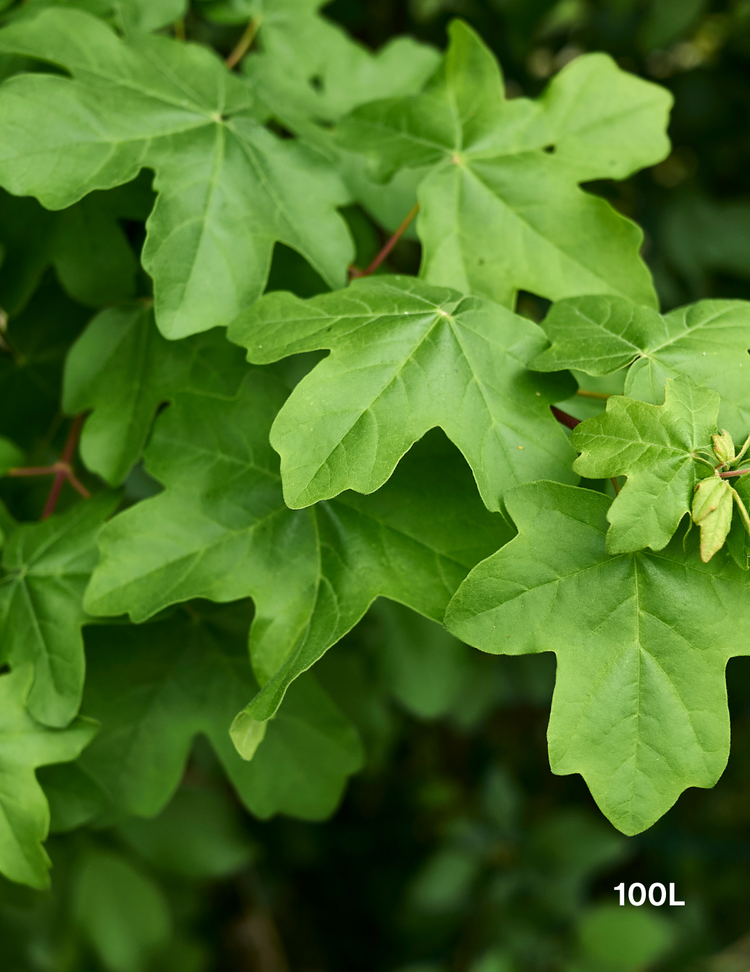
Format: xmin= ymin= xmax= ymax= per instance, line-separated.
xmin=571 ymin=375 xmax=720 ymax=554
xmin=532 ymin=295 xmax=750 ymax=440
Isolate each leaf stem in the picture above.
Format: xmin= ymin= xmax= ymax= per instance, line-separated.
xmin=576 ymin=390 xmax=611 ymax=400
xmin=7 ymin=414 xmax=90 ymax=519
xmin=551 ymin=406 xmax=581 ymax=430
xmin=350 ymin=203 xmax=420 ymax=279
xmin=173 ymin=17 xmax=186 ymax=41
xmin=734 ymin=433 xmax=750 ymax=466
xmin=720 ymin=467 xmax=750 ymax=478
xmin=610 ymin=478 xmax=620 ymax=495
xmin=225 ymin=18 xmax=261 ymax=69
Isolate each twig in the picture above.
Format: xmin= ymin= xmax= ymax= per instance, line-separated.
xmin=551 ymin=406 xmax=581 ymax=430
xmin=350 ymin=203 xmax=420 ymax=279
xmin=225 ymin=18 xmax=261 ymax=69
xmin=8 ymin=414 xmax=90 ymax=520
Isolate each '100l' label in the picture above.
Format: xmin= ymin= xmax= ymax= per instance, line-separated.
xmin=614 ymin=883 xmax=685 ymax=906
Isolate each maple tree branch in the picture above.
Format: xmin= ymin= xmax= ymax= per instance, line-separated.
xmin=225 ymin=18 xmax=261 ymax=69
xmin=7 ymin=414 xmax=90 ymax=520
xmin=350 ymin=203 xmax=420 ymax=279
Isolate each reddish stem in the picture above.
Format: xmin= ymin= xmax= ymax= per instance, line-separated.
xmin=350 ymin=203 xmax=420 ymax=279
xmin=551 ymin=406 xmax=581 ymax=430
xmin=721 ymin=468 xmax=750 ymax=478
xmin=7 ymin=414 xmax=90 ymax=520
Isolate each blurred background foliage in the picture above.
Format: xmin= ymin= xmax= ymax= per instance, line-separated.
xmin=4 ymin=1 xmax=750 ymax=970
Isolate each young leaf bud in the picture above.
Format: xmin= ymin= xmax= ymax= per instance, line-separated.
xmin=712 ymin=429 xmax=735 ymax=464
xmin=692 ymin=477 xmax=734 ymax=562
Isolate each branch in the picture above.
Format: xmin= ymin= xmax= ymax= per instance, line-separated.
xmin=8 ymin=414 xmax=90 ymax=520
xmin=225 ymin=18 xmax=261 ymax=69
xmin=350 ymin=203 xmax=420 ymax=279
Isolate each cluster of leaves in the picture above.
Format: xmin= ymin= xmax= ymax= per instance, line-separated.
xmin=2 ymin=0 xmax=750 ymax=966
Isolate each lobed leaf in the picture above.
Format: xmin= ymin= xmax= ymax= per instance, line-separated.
xmin=229 ymin=275 xmax=577 ymax=511
xmin=84 ymin=365 xmax=510 ymax=729
xmin=571 ymin=375 xmax=720 ymax=553
xmin=337 ymin=20 xmax=672 ymax=309
xmin=532 ymin=295 xmax=750 ymax=441
xmin=446 ymin=481 xmax=750 ymax=836
xmin=0 ymin=665 xmax=97 ymax=888
xmin=76 ymin=610 xmax=364 ymax=821
xmin=8 ymin=0 xmax=187 ymax=32
xmin=0 ymin=494 xmax=119 ymax=726
xmin=0 ymin=9 xmax=353 ymax=338
xmin=63 ymin=306 xmax=246 ymax=484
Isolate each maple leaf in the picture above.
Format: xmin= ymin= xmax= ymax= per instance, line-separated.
xmin=531 ymin=295 xmax=750 ymax=441
xmin=63 ymin=306 xmax=246 ymax=484
xmin=0 ymin=494 xmax=118 ymax=726
xmin=84 ymin=365 xmax=509 ymax=732
xmin=570 ymin=375 xmax=720 ymax=554
xmin=0 ymin=188 xmax=139 ymax=315
xmin=337 ymin=20 xmax=671 ymax=309
xmin=446 ymin=481 xmax=750 ymax=836
xmin=0 ymin=8 xmax=353 ymax=338
xmin=228 ymin=275 xmax=577 ymax=511
xmin=10 ymin=0 xmax=187 ymax=32
xmin=75 ymin=607 xmax=364 ymax=821
xmin=223 ymin=0 xmax=440 ymax=124
xmin=0 ymin=664 xmax=97 ymax=887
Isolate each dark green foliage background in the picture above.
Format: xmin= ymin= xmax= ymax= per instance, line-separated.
xmin=2 ymin=1 xmax=750 ymax=970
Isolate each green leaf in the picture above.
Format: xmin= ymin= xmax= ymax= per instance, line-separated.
xmin=84 ymin=368 xmax=509 ymax=724
xmin=9 ymin=0 xmax=187 ymax=33
xmin=577 ymin=904 xmax=675 ymax=971
xmin=63 ymin=305 xmax=246 ymax=485
xmin=77 ymin=609 xmax=364 ymax=820
xmin=0 ymin=664 xmax=97 ymax=888
xmin=692 ymin=476 xmax=734 ymax=563
xmin=228 ymin=275 xmax=577 ymax=511
xmin=570 ymin=375 xmax=720 ymax=553
xmin=337 ymin=20 xmax=671 ymax=308
xmin=0 ymin=493 xmax=119 ymax=726
xmin=0 ymin=437 xmax=21 ymax=546
xmin=0 ymin=190 xmax=139 ymax=314
xmin=531 ymin=295 xmax=750 ymax=440
xmin=0 ymin=9 xmax=353 ymax=338
xmin=0 ymin=278 xmax=89 ymax=449
xmin=445 ymin=481 xmax=750 ymax=835
xmin=75 ymin=849 xmax=171 ymax=972
xmin=235 ymin=0 xmax=440 ymax=124
xmin=0 ymin=433 xmax=22 ymax=474
xmin=117 ymin=785 xmax=254 ymax=879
